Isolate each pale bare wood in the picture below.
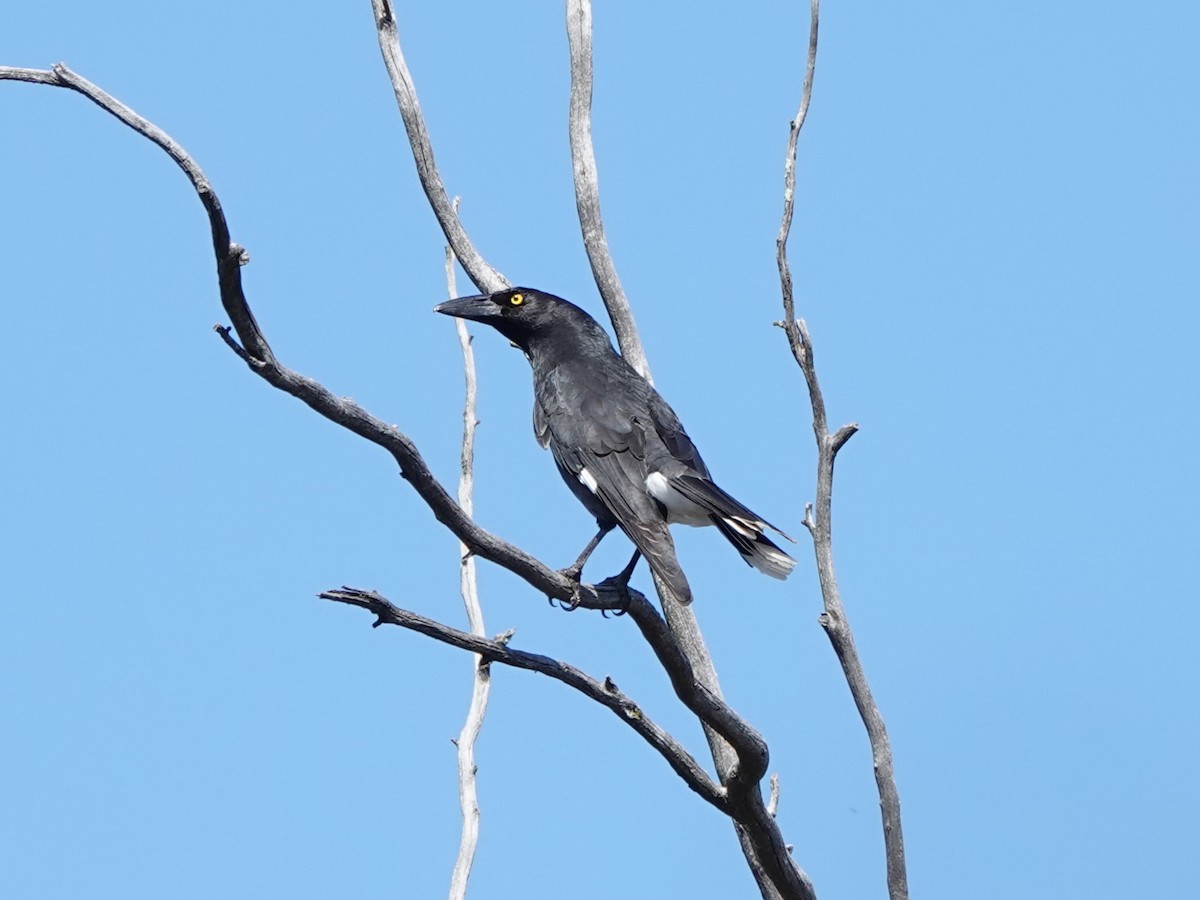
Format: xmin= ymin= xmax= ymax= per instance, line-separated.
xmin=445 ymin=231 xmax=489 ymax=900
xmin=565 ymin=0 xmax=651 ymax=382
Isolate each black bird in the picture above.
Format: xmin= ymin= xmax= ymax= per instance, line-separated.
xmin=434 ymin=287 xmax=795 ymax=604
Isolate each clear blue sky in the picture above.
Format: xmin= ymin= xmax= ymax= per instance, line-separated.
xmin=3 ymin=2 xmax=1197 ymax=898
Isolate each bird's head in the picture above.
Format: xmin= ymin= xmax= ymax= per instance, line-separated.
xmin=434 ymin=287 xmax=605 ymax=356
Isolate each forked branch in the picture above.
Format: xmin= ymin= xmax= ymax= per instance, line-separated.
xmin=13 ymin=4 xmax=896 ymax=891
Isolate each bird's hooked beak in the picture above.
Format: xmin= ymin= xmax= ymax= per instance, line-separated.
xmin=433 ymin=293 xmax=504 ymax=321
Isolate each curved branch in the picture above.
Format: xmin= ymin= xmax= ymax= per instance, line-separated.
xmin=370 ymin=0 xmax=507 ymax=295
xmin=320 ymin=587 xmax=729 ymax=812
xmin=623 ymin=593 xmax=813 ymax=900
xmin=565 ymin=0 xmax=651 ymax=381
xmin=773 ymin=5 xmax=909 ymax=899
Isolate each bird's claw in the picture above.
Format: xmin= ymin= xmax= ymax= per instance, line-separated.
xmin=549 ymin=579 xmax=585 ymax=613
xmin=550 ymin=565 xmax=587 ymax=612
xmin=549 ymin=564 xmax=630 ymax=616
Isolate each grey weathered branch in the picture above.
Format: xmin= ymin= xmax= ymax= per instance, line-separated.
xmin=446 ymin=235 xmax=488 ymax=900
xmin=320 ymin=588 xmax=727 ymax=810
xmin=562 ymin=9 xmax=812 ymax=897
xmin=370 ymin=0 xmax=507 ymax=295
xmin=601 ymin=580 xmax=806 ymax=899
xmin=773 ymin=4 xmax=909 ymax=899
xmin=2 ymin=64 xmax=809 ymax=892
xmin=565 ymin=0 xmax=651 ymax=381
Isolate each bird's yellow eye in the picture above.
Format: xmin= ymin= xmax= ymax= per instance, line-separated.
xmin=509 ymin=292 xmax=525 ymax=306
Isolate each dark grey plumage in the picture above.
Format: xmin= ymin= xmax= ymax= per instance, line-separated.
xmin=434 ymin=287 xmax=795 ymax=604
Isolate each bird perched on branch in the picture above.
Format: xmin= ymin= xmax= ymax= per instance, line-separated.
xmin=434 ymin=287 xmax=795 ymax=604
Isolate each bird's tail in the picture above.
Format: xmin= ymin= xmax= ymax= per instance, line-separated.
xmin=673 ymin=475 xmax=797 ymax=580
xmin=711 ymin=516 xmax=797 ymax=580
xmin=631 ymin=525 xmax=694 ymax=604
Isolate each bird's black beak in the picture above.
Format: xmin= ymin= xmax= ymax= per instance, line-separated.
xmin=433 ymin=293 xmax=504 ymax=321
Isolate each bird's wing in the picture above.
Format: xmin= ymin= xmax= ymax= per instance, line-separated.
xmin=566 ymin=440 xmax=693 ymax=603
xmin=535 ymin=365 xmax=692 ymax=602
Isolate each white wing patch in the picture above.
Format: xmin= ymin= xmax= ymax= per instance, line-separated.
xmin=644 ymin=471 xmax=670 ymax=502
xmin=577 ymin=467 xmax=599 ymax=494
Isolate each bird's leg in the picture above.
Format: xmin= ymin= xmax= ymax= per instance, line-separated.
xmin=557 ymin=524 xmax=614 ymax=583
xmin=553 ymin=523 xmax=615 ymax=611
xmin=609 ymin=548 xmax=642 ymax=585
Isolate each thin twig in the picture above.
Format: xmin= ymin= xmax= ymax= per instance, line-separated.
xmin=320 ymin=588 xmax=729 ymax=811
xmin=776 ymin=1 xmax=820 ymax=376
xmin=446 ymin=220 xmax=488 ymax=900
xmin=369 ymin=0 xmax=507 ymax=295
xmin=564 ymin=0 xmax=650 ymax=381
xmin=773 ymin=5 xmax=909 ymax=899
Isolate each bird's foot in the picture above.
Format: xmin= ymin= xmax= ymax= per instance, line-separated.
xmin=549 ymin=564 xmax=586 ymax=612
xmin=594 ymin=572 xmax=633 ymax=617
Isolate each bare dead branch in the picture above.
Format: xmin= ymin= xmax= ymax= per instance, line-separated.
xmin=6 ymin=61 xmax=793 ymax=762
xmin=647 ymin=576 xmax=808 ymax=900
xmin=5 ymin=47 xmax=821 ymax=900
xmin=446 ymin=232 xmax=488 ymax=900
xmin=370 ymin=0 xmax=507 ymax=294
xmin=593 ymin=582 xmax=807 ymax=900
xmin=775 ymin=0 xmax=820 ymax=382
xmin=0 ymin=67 xmax=56 ymax=85
xmin=320 ymin=587 xmax=729 ymax=811
xmin=564 ymin=0 xmax=651 ymax=381
xmin=773 ymin=5 xmax=909 ymax=899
